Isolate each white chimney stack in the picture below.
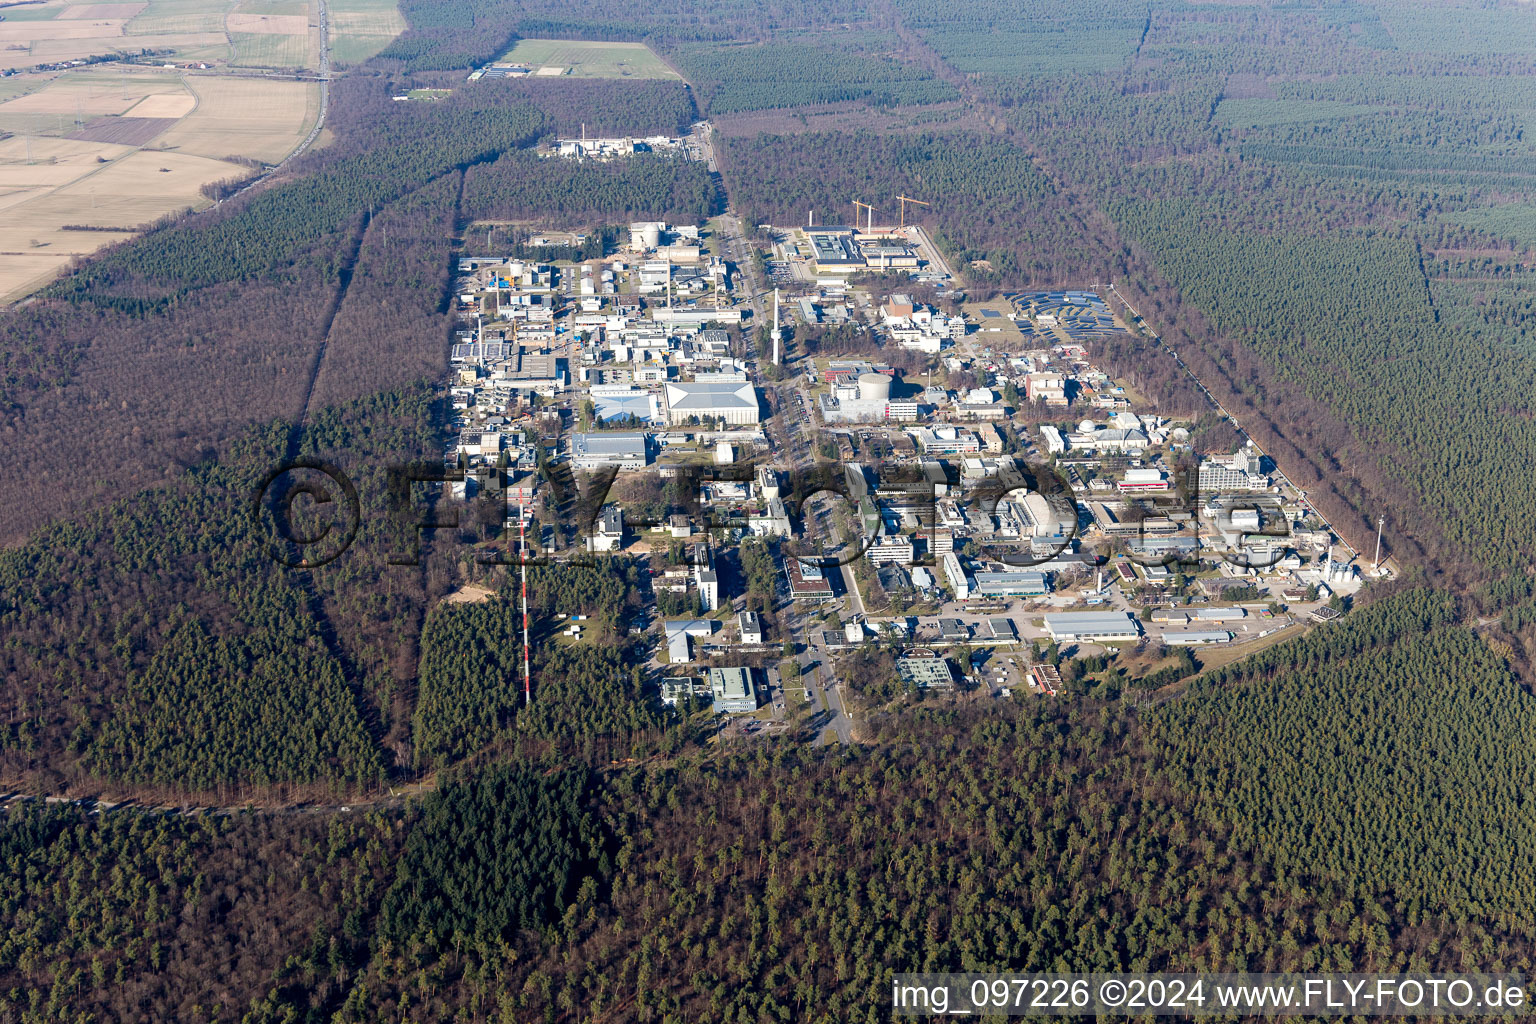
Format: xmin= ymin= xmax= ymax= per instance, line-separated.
xmin=771 ymin=287 xmax=783 ymax=365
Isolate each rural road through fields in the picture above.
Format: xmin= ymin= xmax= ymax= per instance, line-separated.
xmin=212 ymin=0 xmax=331 ymax=209
xmin=266 ymin=0 xmax=331 ymax=170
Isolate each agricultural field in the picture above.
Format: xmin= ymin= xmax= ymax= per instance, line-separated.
xmin=495 ymin=38 xmax=680 ymax=79
xmin=0 ymin=67 xmax=318 ymax=299
xmin=0 ymin=0 xmax=137 ymax=70
xmin=227 ymin=0 xmax=316 ymax=68
xmin=156 ymin=74 xmax=318 ymax=162
xmin=0 ymin=69 xmax=188 ymax=134
xmin=229 ymin=28 xmax=312 ymax=67
xmin=0 ymin=0 xmax=230 ymax=69
xmin=0 ymin=135 xmax=238 ymax=300
xmin=326 ymin=0 xmax=402 ymax=64
xmin=122 ymin=0 xmax=232 ymax=35
xmin=0 ymin=135 xmax=136 ymax=298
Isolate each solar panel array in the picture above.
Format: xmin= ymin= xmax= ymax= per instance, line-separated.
xmin=1010 ymin=290 xmax=1130 ymax=342
xmin=451 ymin=342 xmax=513 ymax=363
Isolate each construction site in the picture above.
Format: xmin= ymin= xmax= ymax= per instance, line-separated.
xmin=767 ymin=194 xmax=954 ymax=287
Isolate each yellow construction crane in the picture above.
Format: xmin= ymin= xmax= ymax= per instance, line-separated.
xmin=897 ymin=194 xmax=930 ymax=229
xmin=853 ymin=200 xmax=878 ymax=234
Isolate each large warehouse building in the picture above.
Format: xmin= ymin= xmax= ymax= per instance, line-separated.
xmin=571 ymin=432 xmax=649 ymax=471
xmin=1042 ymin=612 xmax=1141 ymax=643
xmin=973 ymin=571 xmax=1049 ymax=598
xmin=664 ymin=379 xmax=761 ymax=425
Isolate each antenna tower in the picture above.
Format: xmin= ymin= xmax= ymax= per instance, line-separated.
xmin=520 ymin=499 xmax=531 ymax=704
xmin=771 ymin=287 xmax=782 ymax=365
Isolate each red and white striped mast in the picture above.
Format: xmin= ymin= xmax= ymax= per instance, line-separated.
xmin=520 ymin=498 xmax=531 ymax=704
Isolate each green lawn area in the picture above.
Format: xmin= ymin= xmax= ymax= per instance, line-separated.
xmin=327 ymin=0 xmax=404 ymax=65
xmin=0 ymin=2 xmax=63 ymax=20
xmin=237 ymin=0 xmax=309 ymax=14
xmin=232 ymin=29 xmax=311 ymax=68
xmin=126 ymin=0 xmax=235 ymax=36
xmin=497 ymin=38 xmax=680 ymax=80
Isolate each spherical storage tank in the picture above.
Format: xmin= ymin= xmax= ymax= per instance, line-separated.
xmin=858 ymin=372 xmax=892 ymax=402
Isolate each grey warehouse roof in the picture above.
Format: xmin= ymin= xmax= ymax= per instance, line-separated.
xmin=665 ymin=380 xmax=757 ymax=411
xmin=573 ymin=432 xmax=647 ymax=457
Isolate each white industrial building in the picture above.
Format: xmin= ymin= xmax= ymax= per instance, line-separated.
xmin=1164 ymin=630 xmax=1232 ymax=646
xmin=909 ymin=425 xmax=980 ymax=455
xmin=1042 ymin=611 xmax=1141 ymax=642
xmin=1119 ymin=468 xmax=1169 ymax=493
xmin=629 ymin=221 xmax=665 ymax=250
xmin=664 ymin=380 xmax=761 ymax=425
xmin=664 ymin=618 xmax=716 ymax=664
xmin=652 ymin=307 xmax=745 ymax=326
xmin=1199 ymin=449 xmax=1268 ymax=491
xmin=571 ymin=432 xmax=649 ymax=471
xmin=1192 ymin=607 xmax=1247 ymax=622
xmin=972 ymin=571 xmax=1049 ymax=597
xmin=819 ymin=371 xmax=920 ymax=423
xmin=1071 ymin=423 xmax=1148 ymax=453
xmin=942 ymin=552 xmax=972 ymax=599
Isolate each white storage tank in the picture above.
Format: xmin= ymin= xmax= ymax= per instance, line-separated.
xmin=858 ymin=372 xmax=892 ymax=402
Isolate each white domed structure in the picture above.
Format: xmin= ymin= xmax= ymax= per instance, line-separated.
xmin=1078 ymin=418 xmax=1098 ymax=433
xmin=629 ymin=221 xmax=663 ymax=250
xmin=858 ymin=372 xmax=892 ymax=402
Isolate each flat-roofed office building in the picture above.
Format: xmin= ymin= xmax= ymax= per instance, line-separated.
xmin=710 ymin=667 xmax=759 ymax=713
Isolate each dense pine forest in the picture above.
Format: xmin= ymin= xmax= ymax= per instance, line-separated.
xmin=9 ymin=592 xmax=1536 ymax=1020
xmin=4 ymin=0 xmax=1536 ymax=1017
